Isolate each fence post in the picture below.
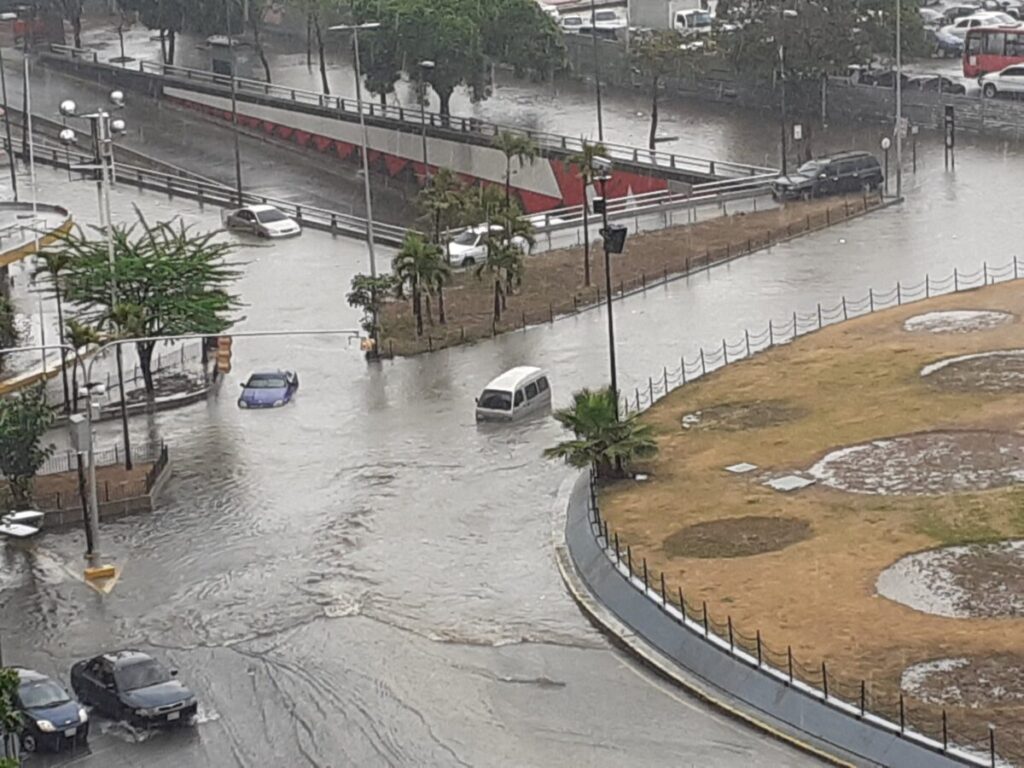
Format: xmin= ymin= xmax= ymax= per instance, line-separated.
xmin=722 ymin=338 xmax=728 ymax=364
xmin=954 ymin=268 xmax=959 ymax=291
xmin=549 ymin=303 xmax=554 ymax=323
xmin=642 ymin=272 xmax=646 ymax=293
xmin=990 ymin=726 xmax=996 ymax=767
xmin=869 ymin=288 xmax=874 ymax=312
xmin=744 ymin=329 xmax=751 ymax=356
xmin=821 ymin=662 xmax=828 ymax=699
xmin=942 ymin=709 xmax=948 ymax=751
xmin=115 ymin=445 xmax=119 ymax=464
xmin=817 ymin=303 xmax=822 ymax=328
xmin=1016 ymin=256 xmax=1020 ymax=280
xmin=681 ymin=356 xmax=686 ymax=384
xmin=663 ymin=367 xmax=668 ymax=392
xmin=700 ymin=348 xmax=706 ymax=375
xmin=842 ymin=296 xmax=848 ymax=320
xmin=756 ymin=630 xmax=762 ymax=666
xmin=642 ymin=558 xmax=648 ymax=593
xmin=614 ymin=532 xmax=620 ymax=564
xmin=626 ymin=545 xmax=632 ymax=576
xmin=792 ymin=311 xmax=798 ymax=337
xmin=926 ymin=274 xmax=930 ymax=298
xmin=660 ymin=572 xmax=666 ymax=605
xmin=635 ymin=387 xmax=640 ymax=411
xmin=648 ymin=376 xmax=654 ymax=403
xmin=702 ymin=601 xmax=709 ymax=636
xmin=897 ymin=281 xmax=902 ymax=304
xmin=984 ymin=261 xmax=989 ymax=285
xmin=860 ymin=680 xmax=866 ymax=716
xmin=787 ymin=646 xmax=794 ymax=683
xmin=899 ymin=694 xmax=905 ymax=733
xmin=769 ymin=320 xmax=774 ymax=346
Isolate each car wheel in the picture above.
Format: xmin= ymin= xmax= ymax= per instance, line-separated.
xmin=461 ymin=256 xmax=475 ymax=267
xmin=21 ymin=733 xmax=37 ymax=753
xmin=984 ymin=82 xmax=998 ymax=98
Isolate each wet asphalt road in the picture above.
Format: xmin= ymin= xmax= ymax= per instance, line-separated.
xmin=5 ymin=22 xmax=1024 ymax=768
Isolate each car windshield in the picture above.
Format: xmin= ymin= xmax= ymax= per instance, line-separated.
xmin=452 ymin=230 xmax=479 ymax=246
xmin=478 ymin=389 xmax=512 ymax=411
xmin=595 ymin=11 xmax=617 ymax=20
xmin=796 ymin=160 xmax=824 ymax=176
xmin=255 ymin=209 xmax=289 ymax=224
xmin=115 ymin=660 xmax=171 ymax=691
xmin=19 ymin=680 xmax=70 ymax=709
xmin=247 ymin=376 xmax=288 ymax=389
xmin=691 ymin=11 xmax=712 ymax=25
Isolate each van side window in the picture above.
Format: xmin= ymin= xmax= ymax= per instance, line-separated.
xmin=525 ymin=382 xmax=539 ymax=399
xmin=537 ymin=377 xmax=549 ymax=393
xmin=514 ymin=389 xmax=524 ymax=406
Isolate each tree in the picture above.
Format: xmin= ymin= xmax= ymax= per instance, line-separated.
xmin=65 ymin=319 xmax=100 ymax=412
xmin=0 ymin=384 xmax=56 ymax=508
xmin=347 ymin=273 xmax=398 ymax=337
xmin=417 ymin=168 xmax=468 ymax=262
xmin=631 ymin=31 xmax=701 ymax=150
xmin=493 ymin=130 xmax=538 ymax=206
xmin=544 ymin=388 xmax=657 ymax=479
xmin=420 ymin=249 xmax=451 ymax=325
xmin=392 ymin=232 xmax=443 ymax=336
xmin=35 ymin=250 xmax=73 ymax=412
xmin=475 ymin=239 xmax=516 ymax=323
xmin=52 ymin=209 xmax=241 ymax=395
xmin=565 ymin=139 xmax=606 ymax=287
xmin=0 ymin=666 xmax=21 ymax=764
xmin=302 ymin=0 xmax=333 ymax=94
xmin=246 ymin=0 xmax=274 ymax=83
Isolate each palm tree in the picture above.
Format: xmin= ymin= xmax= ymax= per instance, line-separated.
xmin=418 ymin=169 xmax=467 ymax=264
xmin=544 ymin=388 xmax=658 ymax=479
xmin=35 ymin=250 xmax=73 ymax=412
xmin=64 ymin=319 xmax=100 ymax=413
xmin=476 ymin=238 xmax=516 ymax=322
xmin=420 ymin=253 xmax=452 ymax=326
xmin=493 ymin=131 xmax=538 ymax=206
xmin=565 ymin=139 xmax=607 ymax=287
xmin=392 ymin=232 xmax=443 ymax=336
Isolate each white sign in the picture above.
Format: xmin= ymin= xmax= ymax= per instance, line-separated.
xmin=792 ymin=124 xmax=803 ymax=141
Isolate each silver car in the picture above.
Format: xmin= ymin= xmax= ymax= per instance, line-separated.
xmin=224 ymin=204 xmax=301 ymax=238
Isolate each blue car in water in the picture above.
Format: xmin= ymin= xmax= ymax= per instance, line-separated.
xmin=13 ymin=667 xmax=89 ymax=753
xmin=238 ymin=370 xmax=299 ymax=408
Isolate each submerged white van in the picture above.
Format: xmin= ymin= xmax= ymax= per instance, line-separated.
xmin=475 ymin=366 xmax=552 ymax=422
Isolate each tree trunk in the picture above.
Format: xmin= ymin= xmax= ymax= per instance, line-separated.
xmin=437 ymin=87 xmax=453 ymax=122
xmin=379 ymin=92 xmax=386 ymax=107
xmin=581 ymin=179 xmax=591 ymax=286
xmin=9 ymin=476 xmax=31 ymax=509
xmin=137 ymin=340 xmax=156 ymax=394
xmin=70 ymin=362 xmax=79 ymax=412
xmin=424 ymin=293 xmax=434 ymax=326
xmin=159 ymin=28 xmax=167 ymax=63
xmin=505 ymin=159 xmax=512 ymax=206
xmin=438 ymin=285 xmax=446 ymax=324
xmin=306 ymin=13 xmax=313 ymax=68
xmin=313 ymin=14 xmax=330 ymax=95
xmin=71 ymin=9 xmax=81 ymax=48
xmin=168 ymin=28 xmax=176 ymax=66
xmin=252 ymin=13 xmax=272 ymax=83
xmin=413 ymin=281 xmax=423 ymax=336
xmin=648 ymin=75 xmax=659 ymax=151
xmin=493 ymin=279 xmax=501 ymax=321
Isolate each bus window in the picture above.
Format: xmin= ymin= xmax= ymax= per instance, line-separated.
xmin=967 ymin=33 xmax=982 ymax=54
xmin=984 ymin=32 xmax=1006 ymax=55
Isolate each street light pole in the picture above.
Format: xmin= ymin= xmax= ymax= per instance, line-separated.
xmin=895 ymin=0 xmax=903 ymax=199
xmin=778 ymin=43 xmax=788 ymax=177
xmin=589 ymin=0 xmax=604 ymax=141
xmin=227 ymin=0 xmax=244 ymax=205
xmin=0 ymin=42 xmax=16 ymax=200
xmin=419 ymin=60 xmax=435 ymax=184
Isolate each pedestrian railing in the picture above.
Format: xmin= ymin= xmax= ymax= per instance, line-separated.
xmin=27 ymin=440 xmax=165 ymax=479
xmin=47 ymin=44 xmax=777 ymax=180
xmin=587 ymin=260 xmax=1024 ymax=767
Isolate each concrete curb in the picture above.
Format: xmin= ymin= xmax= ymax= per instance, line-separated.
xmin=549 ymin=473 xmax=863 ymax=767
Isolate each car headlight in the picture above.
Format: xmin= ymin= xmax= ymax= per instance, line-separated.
xmin=238 ymin=399 xmax=248 ymax=408
xmin=273 ymin=399 xmax=284 ymax=407
xmin=135 ymin=707 xmax=157 ymax=717
xmin=36 ymin=719 xmax=56 ymax=732
xmin=78 ymin=707 xmax=88 ymax=723
xmin=183 ymin=696 xmax=196 ymax=707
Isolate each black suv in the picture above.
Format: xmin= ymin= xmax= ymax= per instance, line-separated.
xmin=772 ymin=151 xmax=884 ymax=201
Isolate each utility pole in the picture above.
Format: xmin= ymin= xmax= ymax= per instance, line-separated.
xmin=895 ymin=0 xmax=903 ymax=199
xmin=590 ymin=0 xmax=604 ymax=141
xmin=227 ymin=0 xmax=244 ymax=205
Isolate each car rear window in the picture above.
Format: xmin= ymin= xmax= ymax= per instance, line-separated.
xmin=479 ymin=389 xmax=511 ymax=410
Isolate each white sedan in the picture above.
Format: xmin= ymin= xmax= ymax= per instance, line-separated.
xmin=939 ymin=11 xmax=1018 ymax=39
xmin=224 ymin=204 xmax=301 ymax=238
xmin=447 ymin=224 xmax=530 ymax=267
xmin=980 ymin=63 xmax=1024 ymax=96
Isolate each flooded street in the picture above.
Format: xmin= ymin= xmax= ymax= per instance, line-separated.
xmin=3 ymin=21 xmax=1024 ymax=767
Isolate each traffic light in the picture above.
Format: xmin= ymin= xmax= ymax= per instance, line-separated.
xmin=360 ymin=336 xmax=376 ymax=352
xmin=216 ymin=336 xmax=233 ymax=374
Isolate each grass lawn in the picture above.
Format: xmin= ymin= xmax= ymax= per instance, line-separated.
xmin=600 ymin=279 xmax=1024 ymax=758
xmin=379 ymin=193 xmax=884 ymax=356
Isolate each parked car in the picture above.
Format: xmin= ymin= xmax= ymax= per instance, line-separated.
xmin=13 ymin=668 xmax=89 ymax=753
xmin=942 ymin=2 xmax=983 ymax=23
xmin=906 ymin=74 xmax=968 ymax=93
xmin=70 ymin=651 xmax=197 ymax=728
xmin=559 ymin=15 xmax=584 ymax=32
xmin=772 ymin=151 xmax=884 ymax=201
xmin=932 ymin=26 xmax=966 ymax=56
xmin=980 ymin=62 xmax=1024 ymax=95
xmin=919 ymin=6 xmax=945 ymax=26
xmin=224 ymin=204 xmax=301 ymax=238
xmin=238 ymin=370 xmax=300 ymax=408
xmin=858 ymin=70 xmax=911 ymax=87
xmin=940 ymin=12 xmax=1018 ymax=40
xmin=447 ymin=224 xmax=530 ymax=267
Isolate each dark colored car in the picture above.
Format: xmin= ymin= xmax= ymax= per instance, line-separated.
xmin=70 ymin=651 xmax=197 ymax=728
xmin=772 ymin=151 xmax=884 ymax=201
xmin=237 ymin=369 xmax=299 ymax=408
xmin=907 ymin=74 xmax=968 ymax=94
xmin=13 ymin=668 xmax=89 ymax=753
xmin=932 ymin=27 xmax=966 ymax=57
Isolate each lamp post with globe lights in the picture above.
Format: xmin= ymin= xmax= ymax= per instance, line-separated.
xmin=58 ymin=90 xmax=135 ymax=470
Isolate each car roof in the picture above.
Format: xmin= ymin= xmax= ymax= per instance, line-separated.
xmin=247 ymin=204 xmax=280 ymax=213
xmin=249 ymin=369 xmax=288 ymax=378
xmin=814 ymin=151 xmax=875 ymax=163
xmin=99 ymin=649 xmax=155 ymax=667
xmin=484 ymin=366 xmax=546 ymax=391
xmin=14 ymin=667 xmax=48 ymax=683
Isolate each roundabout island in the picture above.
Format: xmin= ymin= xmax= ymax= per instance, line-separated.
xmin=599 ymin=280 xmax=1024 ymax=763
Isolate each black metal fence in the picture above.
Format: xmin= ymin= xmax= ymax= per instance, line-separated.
xmin=33 ymin=441 xmax=165 ymax=478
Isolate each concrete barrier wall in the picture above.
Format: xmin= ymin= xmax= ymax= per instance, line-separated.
xmin=563 ymin=472 xmax=987 ymax=768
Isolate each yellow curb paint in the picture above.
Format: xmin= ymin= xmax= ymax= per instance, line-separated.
xmin=83 ymin=564 xmax=121 ymax=595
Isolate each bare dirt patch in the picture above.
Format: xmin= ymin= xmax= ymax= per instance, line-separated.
xmin=877 ymin=540 xmax=1024 ymax=618
xmin=380 ymin=194 xmax=884 ymax=356
xmin=681 ymin=399 xmax=806 ymax=431
xmin=902 ymin=655 xmax=1024 ymax=708
xmin=922 ymin=350 xmax=1024 ymax=393
xmin=807 ymin=431 xmax=1024 ymax=496
xmin=903 ymin=310 xmax=1013 ymax=335
xmin=662 ymin=516 xmax=811 ymax=558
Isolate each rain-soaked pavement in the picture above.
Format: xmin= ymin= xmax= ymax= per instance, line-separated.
xmin=4 ymin=20 xmax=1024 ymax=768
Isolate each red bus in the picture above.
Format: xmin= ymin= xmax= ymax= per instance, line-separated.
xmin=964 ymin=26 xmax=1024 ymax=78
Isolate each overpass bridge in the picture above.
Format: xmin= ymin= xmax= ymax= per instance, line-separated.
xmin=43 ymin=46 xmax=776 ymax=214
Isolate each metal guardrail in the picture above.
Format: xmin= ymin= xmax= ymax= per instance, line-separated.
xmin=48 ymin=44 xmax=776 ymax=181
